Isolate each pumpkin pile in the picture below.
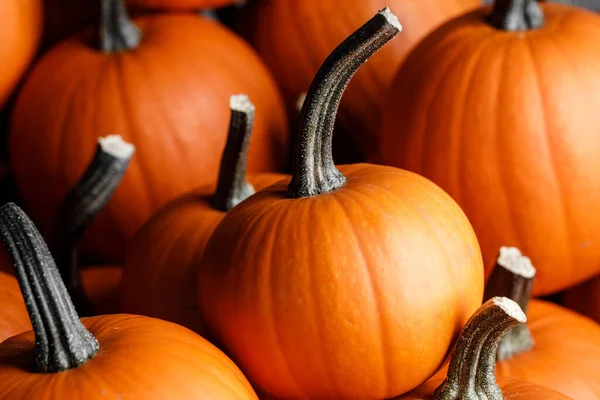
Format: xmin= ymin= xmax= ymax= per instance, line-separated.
xmin=1 ymin=0 xmax=598 ymax=399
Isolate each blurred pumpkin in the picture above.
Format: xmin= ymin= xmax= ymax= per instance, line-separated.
xmin=127 ymin=0 xmax=240 ymax=10
xmin=563 ymin=276 xmax=600 ymax=323
xmin=0 ymin=271 xmax=30 ymax=343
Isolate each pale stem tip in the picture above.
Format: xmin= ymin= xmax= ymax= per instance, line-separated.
xmin=378 ymin=7 xmax=402 ymax=32
xmin=230 ymin=94 xmax=255 ymax=113
xmin=497 ymin=246 xmax=536 ymax=278
xmin=98 ymin=135 xmax=135 ymax=159
xmin=492 ymin=296 xmax=527 ymax=323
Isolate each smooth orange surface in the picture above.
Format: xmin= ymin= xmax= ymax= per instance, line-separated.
xmin=10 ymin=13 xmax=288 ymax=264
xmin=380 ymin=4 xmax=600 ymax=295
xmin=0 ymin=272 xmax=31 ymax=344
xmin=564 ymin=275 xmax=600 ymax=324
xmin=199 ymin=164 xmax=484 ymax=399
xmin=0 ymin=314 xmax=257 ymax=399
xmin=127 ymin=0 xmax=236 ymax=10
xmin=397 ymin=377 xmax=571 ymax=399
xmin=240 ymin=0 xmax=479 ymax=161
xmin=121 ymin=173 xmax=285 ymax=334
xmin=82 ymin=265 xmax=123 ymax=316
xmin=0 ymin=0 xmax=42 ymax=106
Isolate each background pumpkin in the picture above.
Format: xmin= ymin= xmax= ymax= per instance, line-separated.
xmin=237 ymin=0 xmax=479 ymax=162
xmin=199 ymin=10 xmax=484 ymax=399
xmin=563 ymin=275 xmax=600 ymax=324
xmin=127 ymin=0 xmax=239 ymax=10
xmin=379 ymin=1 xmax=600 ymax=296
xmin=0 ymin=203 xmax=258 ymax=400
xmin=10 ymin=0 xmax=288 ymax=264
xmin=0 ymin=271 xmax=30 ymax=343
xmin=121 ymin=95 xmax=285 ymax=333
xmin=0 ymin=0 xmax=42 ymax=107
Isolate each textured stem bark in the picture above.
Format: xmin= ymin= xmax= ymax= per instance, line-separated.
xmin=488 ymin=0 xmax=544 ymax=31
xmin=434 ymin=297 xmax=527 ymax=400
xmin=483 ymin=247 xmax=535 ymax=360
xmin=100 ymin=0 xmax=141 ymax=52
xmin=212 ymin=95 xmax=256 ymax=211
xmin=287 ymin=8 xmax=401 ymax=198
xmin=0 ymin=203 xmax=99 ymax=373
xmin=52 ymin=135 xmax=134 ymax=316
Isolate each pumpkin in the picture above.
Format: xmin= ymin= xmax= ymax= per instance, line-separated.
xmin=563 ymin=276 xmax=600 ymax=324
xmin=396 ymin=298 xmax=571 ymax=400
xmin=239 ymin=0 xmax=479 ymax=162
xmin=81 ymin=265 xmax=123 ymax=315
xmin=198 ymin=9 xmax=484 ymax=399
xmin=0 ymin=272 xmax=30 ymax=343
xmin=0 ymin=0 xmax=42 ymax=107
xmin=379 ymin=0 xmax=600 ymax=295
xmin=121 ymin=95 xmax=285 ymax=333
xmin=10 ymin=0 xmax=289 ymax=264
xmin=0 ymin=203 xmax=258 ymax=399
xmin=127 ymin=0 xmax=238 ymax=10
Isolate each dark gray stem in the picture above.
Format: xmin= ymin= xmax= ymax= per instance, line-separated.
xmin=52 ymin=135 xmax=134 ymax=316
xmin=100 ymin=0 xmax=141 ymax=52
xmin=483 ymin=247 xmax=536 ymax=361
xmin=211 ymin=95 xmax=256 ymax=212
xmin=488 ymin=0 xmax=544 ymax=31
xmin=0 ymin=203 xmax=99 ymax=373
xmin=434 ymin=297 xmax=527 ymax=400
xmin=287 ymin=8 xmax=401 ymax=198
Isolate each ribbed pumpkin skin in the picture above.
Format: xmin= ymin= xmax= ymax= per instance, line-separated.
xmin=0 ymin=272 xmax=31 ymax=343
xmin=380 ymin=4 xmax=600 ymax=296
xmin=0 ymin=315 xmax=258 ymax=399
xmin=564 ymin=276 xmax=600 ymax=324
xmin=240 ymin=0 xmax=479 ymax=161
xmin=121 ymin=173 xmax=285 ymax=334
xmin=10 ymin=14 xmax=288 ymax=264
xmin=127 ymin=0 xmax=236 ymax=10
xmin=199 ymin=164 xmax=483 ymax=399
xmin=0 ymin=0 xmax=42 ymax=106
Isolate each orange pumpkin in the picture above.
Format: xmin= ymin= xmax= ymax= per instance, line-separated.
xmin=239 ymin=0 xmax=479 ymax=162
xmin=127 ymin=0 xmax=237 ymax=10
xmin=380 ymin=1 xmax=600 ymax=295
xmin=563 ymin=276 xmax=600 ymax=324
xmin=121 ymin=95 xmax=285 ymax=333
xmin=0 ymin=272 xmax=30 ymax=343
xmin=0 ymin=203 xmax=258 ymax=399
xmin=199 ymin=10 xmax=483 ymax=399
xmin=396 ymin=298 xmax=571 ymax=400
xmin=10 ymin=0 xmax=288 ymax=264
xmin=0 ymin=0 xmax=42 ymax=106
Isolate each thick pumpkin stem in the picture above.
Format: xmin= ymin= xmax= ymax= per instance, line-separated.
xmin=287 ymin=8 xmax=401 ymax=198
xmin=212 ymin=95 xmax=256 ymax=212
xmin=100 ymin=0 xmax=141 ymax=52
xmin=52 ymin=135 xmax=134 ymax=316
xmin=434 ymin=297 xmax=527 ymax=400
xmin=483 ymin=247 xmax=536 ymax=361
xmin=488 ymin=0 xmax=544 ymax=31
xmin=0 ymin=203 xmax=99 ymax=373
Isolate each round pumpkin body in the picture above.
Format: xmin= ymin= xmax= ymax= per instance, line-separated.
xmin=121 ymin=173 xmax=285 ymax=333
xmin=0 ymin=314 xmax=257 ymax=399
xmin=0 ymin=0 xmax=42 ymax=106
xmin=82 ymin=265 xmax=123 ymax=316
xmin=199 ymin=164 xmax=484 ymax=399
xmin=380 ymin=4 xmax=600 ymax=295
xmin=239 ymin=0 xmax=479 ymax=161
xmin=10 ymin=13 xmax=288 ymax=264
xmin=563 ymin=276 xmax=600 ymax=324
xmin=127 ymin=0 xmax=236 ymax=10
xmin=0 ymin=272 xmax=30 ymax=343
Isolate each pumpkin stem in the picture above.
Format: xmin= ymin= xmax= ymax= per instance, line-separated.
xmin=483 ymin=247 xmax=536 ymax=361
xmin=287 ymin=8 xmax=401 ymax=198
xmin=0 ymin=203 xmax=100 ymax=373
xmin=488 ymin=0 xmax=544 ymax=31
xmin=52 ymin=135 xmax=134 ymax=317
xmin=211 ymin=95 xmax=256 ymax=212
xmin=434 ymin=297 xmax=527 ymax=400
xmin=100 ymin=0 xmax=141 ymax=52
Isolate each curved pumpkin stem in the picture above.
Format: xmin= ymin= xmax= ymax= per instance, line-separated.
xmin=434 ymin=297 xmax=527 ymax=400
xmin=488 ymin=0 xmax=544 ymax=31
xmin=212 ymin=95 xmax=256 ymax=212
xmin=0 ymin=203 xmax=99 ymax=373
xmin=100 ymin=0 xmax=141 ymax=52
xmin=483 ymin=247 xmax=536 ymax=361
xmin=52 ymin=135 xmax=134 ymax=316
xmin=287 ymin=8 xmax=401 ymax=198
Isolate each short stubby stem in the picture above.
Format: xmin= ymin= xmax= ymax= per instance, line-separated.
xmin=488 ymin=0 xmax=544 ymax=31
xmin=100 ymin=0 xmax=141 ymax=52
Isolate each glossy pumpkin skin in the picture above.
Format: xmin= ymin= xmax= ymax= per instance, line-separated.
xmin=0 ymin=314 xmax=257 ymax=399
xmin=199 ymin=164 xmax=484 ymax=399
xmin=0 ymin=272 xmax=31 ymax=343
xmin=127 ymin=0 xmax=237 ymax=10
xmin=121 ymin=173 xmax=285 ymax=333
xmin=380 ymin=4 xmax=600 ymax=295
xmin=240 ymin=0 xmax=479 ymax=161
xmin=563 ymin=276 xmax=600 ymax=324
xmin=10 ymin=13 xmax=288 ymax=264
xmin=0 ymin=0 xmax=42 ymax=106
xmin=82 ymin=265 xmax=123 ymax=316
xmin=396 ymin=377 xmax=571 ymax=399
